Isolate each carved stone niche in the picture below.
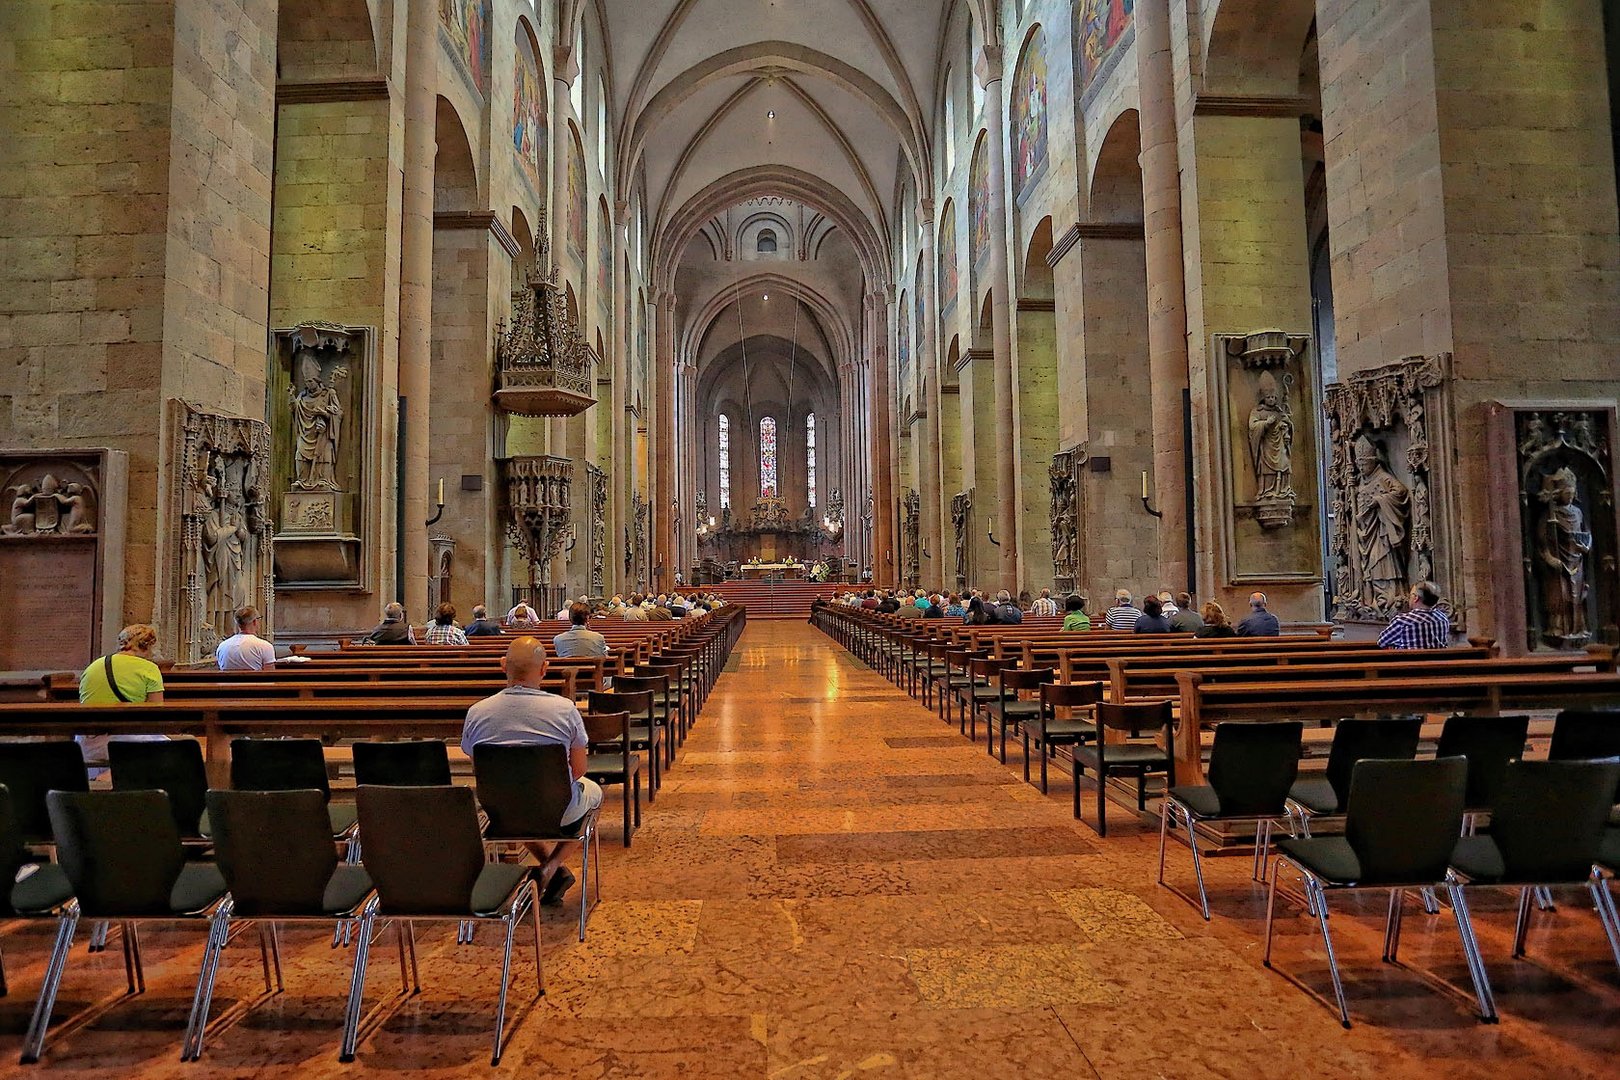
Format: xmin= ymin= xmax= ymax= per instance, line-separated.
xmin=950 ymin=490 xmax=973 ymax=589
xmin=429 ymin=535 xmax=455 ymax=612
xmin=163 ymin=402 xmax=276 ymax=665
xmin=269 ymin=322 xmax=376 ymax=589
xmin=1049 ymin=444 xmax=1088 ymax=595
xmin=1486 ymin=403 xmax=1619 ymax=654
xmin=1213 ymin=330 xmax=1323 ymax=584
xmin=0 ymin=449 xmax=128 ymax=671
xmin=902 ymin=488 xmax=921 ymax=589
xmin=586 ymin=462 xmax=607 ymax=595
xmin=1324 ymin=355 xmax=1461 ymax=627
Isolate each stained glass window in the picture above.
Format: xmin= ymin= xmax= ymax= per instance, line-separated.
xmin=759 ymin=416 xmax=778 ymax=498
xmin=718 ymin=415 xmax=731 ymax=509
xmin=806 ymin=412 xmax=817 ymax=509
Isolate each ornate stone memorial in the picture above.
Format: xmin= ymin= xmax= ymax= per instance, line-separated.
xmin=902 ymin=488 xmax=921 ymax=588
xmin=1324 ymin=354 xmax=1462 ymax=626
xmin=269 ymin=322 xmax=375 ymax=588
xmin=0 ymin=449 xmax=127 ymax=671
xmin=951 ymin=490 xmax=972 ymax=588
xmin=1049 ymin=444 xmax=1087 ymax=595
xmin=586 ymin=462 xmax=607 ymax=595
xmin=1486 ymin=403 xmax=1619 ymax=652
xmin=502 ymin=455 xmax=574 ymax=599
xmin=1215 ymin=330 xmax=1322 ymax=584
xmin=163 ymin=402 xmax=275 ymax=664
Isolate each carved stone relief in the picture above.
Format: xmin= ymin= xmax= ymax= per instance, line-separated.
xmin=1049 ymin=444 xmax=1087 ymax=594
xmin=502 ymin=455 xmax=573 ymax=591
xmin=270 ymin=322 xmax=374 ymax=589
xmin=1324 ymin=354 xmax=1460 ymax=626
xmin=587 ymin=462 xmax=607 ymax=595
xmin=1494 ymin=407 xmax=1618 ymax=651
xmin=165 ymin=401 xmax=275 ymax=664
xmin=0 ymin=449 xmax=128 ymax=671
xmin=901 ymin=488 xmax=921 ymax=589
xmin=634 ymin=494 xmax=650 ymax=589
xmin=951 ymin=490 xmax=972 ymax=589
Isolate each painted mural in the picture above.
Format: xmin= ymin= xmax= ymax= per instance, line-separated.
xmin=1011 ymin=31 xmax=1049 ymax=195
xmin=438 ymin=0 xmax=487 ymax=98
xmin=1077 ymin=0 xmax=1134 ymax=98
xmin=897 ymin=290 xmax=911 ymax=399
xmin=969 ymin=142 xmax=990 ymax=270
xmin=938 ymin=206 xmax=958 ymax=315
xmin=512 ymin=33 xmax=545 ymax=193
xmin=567 ymin=132 xmax=587 ymax=257
xmin=598 ymin=210 xmax=613 ymax=324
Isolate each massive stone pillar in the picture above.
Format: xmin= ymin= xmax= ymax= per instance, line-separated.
xmin=609 ymin=209 xmax=630 ymax=593
xmin=1135 ymin=0 xmax=1191 ymax=594
xmin=866 ymin=292 xmax=895 ymax=583
xmin=977 ymin=45 xmax=1019 ymax=593
xmin=653 ymin=291 xmax=676 ymax=591
xmin=917 ymin=204 xmax=945 ymax=588
xmin=397 ymin=0 xmax=437 ymax=616
xmin=1318 ymin=0 xmax=1620 ymax=643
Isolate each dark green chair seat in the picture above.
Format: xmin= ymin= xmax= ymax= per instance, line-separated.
xmin=586 ymin=751 xmax=643 ymax=778
xmin=1285 ymin=777 xmax=1339 ymax=816
xmin=1275 ymin=835 xmax=1363 ymax=885
xmin=10 ymin=864 xmax=73 ymax=915
xmin=471 ymin=862 xmax=535 ymax=916
xmin=1600 ymin=826 xmax=1620 ymax=869
xmin=1073 ymin=742 xmax=1169 ymax=768
xmin=1164 ymin=784 xmax=1223 ymax=819
xmin=170 ymin=864 xmax=229 ymax=913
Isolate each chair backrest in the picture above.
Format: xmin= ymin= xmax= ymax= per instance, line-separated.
xmin=1001 ymin=667 xmax=1055 ymax=693
xmin=589 ymin=689 xmax=653 ymax=720
xmin=1435 ymin=714 xmax=1530 ymax=812
xmin=473 ymin=743 xmax=577 ymax=840
xmin=969 ymin=657 xmax=1015 ymax=681
xmin=583 ymin=711 xmax=631 ymax=749
xmin=1548 ymin=710 xmax=1620 ymax=762
xmin=1487 ymin=759 xmax=1620 ymax=884
xmin=1207 ymin=721 xmax=1303 ymax=816
xmin=614 ymin=674 xmax=668 ymax=700
xmin=207 ymin=789 xmax=340 ymax=916
xmin=46 ymin=789 xmax=185 ymax=917
xmin=1096 ymin=699 xmax=1174 ymax=736
xmin=1343 ymin=758 xmax=1466 ymax=885
xmin=355 ymin=785 xmax=485 ymax=916
xmin=1324 ymin=717 xmax=1423 ymax=808
xmin=1041 ymin=681 xmax=1104 ymax=709
xmin=231 ymin=738 xmax=331 ymax=800
xmin=110 ymin=737 xmax=209 ymax=837
xmin=0 ymin=740 xmax=87 ymax=842
xmin=352 ymin=740 xmax=452 ymax=787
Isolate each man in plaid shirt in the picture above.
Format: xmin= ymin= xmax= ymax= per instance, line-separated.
xmin=1377 ymin=582 xmax=1452 ymax=650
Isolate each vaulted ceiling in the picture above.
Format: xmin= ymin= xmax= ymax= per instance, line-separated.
xmin=598 ymin=0 xmax=993 ymax=283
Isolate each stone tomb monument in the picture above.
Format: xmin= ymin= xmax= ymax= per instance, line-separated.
xmin=0 ymin=449 xmax=127 ymax=671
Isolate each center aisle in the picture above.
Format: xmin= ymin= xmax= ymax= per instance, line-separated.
xmin=536 ymin=620 xmax=1537 ymax=1078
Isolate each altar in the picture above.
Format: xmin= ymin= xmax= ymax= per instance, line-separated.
xmin=741 ymin=562 xmax=806 ymax=580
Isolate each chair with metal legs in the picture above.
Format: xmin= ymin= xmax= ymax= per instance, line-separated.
xmin=344 ymin=785 xmax=542 ymax=1066
xmin=352 ymin=740 xmax=454 ymax=787
xmin=231 ymin=738 xmax=359 ymax=850
xmin=0 ymin=785 xmax=76 ymax=1003
xmin=1286 ymin=717 xmax=1423 ymax=831
xmin=183 ymin=789 xmax=378 ymax=1061
xmin=1263 ymin=757 xmax=1496 ymax=1028
xmin=473 ymin=742 xmax=603 ymax=941
xmin=109 ymin=737 xmax=211 ymax=840
xmin=22 ymin=790 xmax=228 ymax=1064
xmin=1447 ymin=759 xmax=1620 ymax=985
xmin=1159 ymin=721 xmax=1303 ymax=920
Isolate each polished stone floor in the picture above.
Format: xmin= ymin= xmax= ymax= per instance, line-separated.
xmin=3 ymin=621 xmax=1618 ymax=1077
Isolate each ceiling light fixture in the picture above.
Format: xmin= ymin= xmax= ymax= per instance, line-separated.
xmin=767 ymin=110 xmax=776 ymax=119
xmin=762 ymin=293 xmax=770 ymax=300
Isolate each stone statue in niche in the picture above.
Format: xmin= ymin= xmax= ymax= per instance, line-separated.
xmin=1351 ymin=435 xmax=1411 ymax=613
xmin=1534 ymin=467 xmax=1593 ymax=645
xmin=3 ymin=474 xmax=99 ymax=536
xmin=1247 ymin=370 xmax=1296 ymax=525
xmin=1048 ymin=446 xmax=1085 ymax=591
xmin=290 ymin=350 xmax=347 ymax=491
xmin=950 ymin=491 xmax=971 ymax=587
xmin=201 ymin=451 xmax=262 ymax=638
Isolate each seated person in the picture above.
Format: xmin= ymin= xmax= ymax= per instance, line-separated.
xmin=647 ymin=601 xmax=674 ymax=622
xmin=922 ymin=593 xmax=945 ymax=619
xmin=216 ymin=604 xmax=276 ymax=670
xmin=461 ymin=638 xmax=603 ymax=905
xmin=943 ymin=594 xmax=966 ymax=618
xmin=1194 ymin=601 xmax=1237 ymax=638
xmin=1378 ymin=582 xmax=1453 ymax=650
xmin=1235 ymin=592 xmax=1280 ymax=637
xmin=993 ymin=590 xmax=1024 ymax=624
xmin=424 ymin=602 xmax=469 ymax=645
xmin=506 ymin=603 xmax=542 ymax=630
xmin=554 ymin=602 xmax=609 ymax=657
xmin=1168 ymin=592 xmax=1204 ymax=633
xmin=1133 ymin=596 xmax=1172 ymax=633
xmin=365 ymin=602 xmax=416 ymax=644
xmin=78 ymin=623 xmax=168 ymax=768
xmin=1104 ymin=590 xmax=1142 ymax=631
xmin=464 ymin=605 xmax=506 ymax=637
xmin=1062 ymin=594 xmax=1091 ymax=631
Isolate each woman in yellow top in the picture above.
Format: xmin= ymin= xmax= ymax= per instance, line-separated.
xmin=77 ymin=623 xmax=166 ymax=767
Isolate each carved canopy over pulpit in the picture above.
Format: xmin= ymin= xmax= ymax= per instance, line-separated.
xmin=494 ymin=223 xmax=595 ymax=418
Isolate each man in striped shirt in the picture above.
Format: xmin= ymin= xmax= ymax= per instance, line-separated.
xmin=1378 ymin=582 xmax=1453 ymax=650
xmin=1104 ymin=590 xmax=1142 ymax=631
xmin=1030 ymin=589 xmax=1060 ymax=617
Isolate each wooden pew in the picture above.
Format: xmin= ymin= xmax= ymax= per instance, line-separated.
xmin=1103 ymin=646 xmax=1506 ymax=701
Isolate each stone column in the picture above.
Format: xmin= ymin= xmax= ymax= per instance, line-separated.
xmin=977 ymin=45 xmax=1019 ymax=593
xmin=653 ymin=291 xmax=677 ymax=590
xmin=610 ymin=208 xmax=630 ymax=592
xmin=549 ymin=51 xmax=580 ymax=461
xmin=397 ymin=0 xmax=437 ymax=614
xmin=1135 ymin=0 xmax=1191 ymax=592
xmin=917 ymin=204 xmax=946 ymax=589
xmin=866 ymin=292 xmax=895 ymax=583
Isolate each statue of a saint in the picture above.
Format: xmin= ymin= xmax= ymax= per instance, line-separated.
xmin=1536 ymin=467 xmax=1592 ymax=644
xmin=1050 ymin=464 xmax=1076 ymax=573
xmin=1247 ymin=371 xmax=1295 ymax=501
xmin=1352 ymin=436 xmax=1410 ymax=611
xmin=201 ymin=463 xmax=250 ymax=632
xmin=291 ymin=353 xmax=343 ymax=491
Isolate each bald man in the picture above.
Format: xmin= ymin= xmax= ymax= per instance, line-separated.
xmin=461 ymin=637 xmax=603 ymax=905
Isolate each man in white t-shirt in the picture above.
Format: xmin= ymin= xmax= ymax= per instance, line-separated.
xmin=216 ymin=605 xmax=277 ymax=671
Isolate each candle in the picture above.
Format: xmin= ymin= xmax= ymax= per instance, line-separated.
xmin=1141 ymin=471 xmax=1148 ymax=499
xmin=437 ymin=478 xmax=445 ymax=506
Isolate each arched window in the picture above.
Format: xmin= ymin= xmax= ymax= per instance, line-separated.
xmin=718 ymin=415 xmax=731 ymax=509
xmin=756 ymin=229 xmax=778 ymax=254
xmin=759 ymin=416 xmax=778 ymax=497
xmin=806 ymin=412 xmax=817 ymax=509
